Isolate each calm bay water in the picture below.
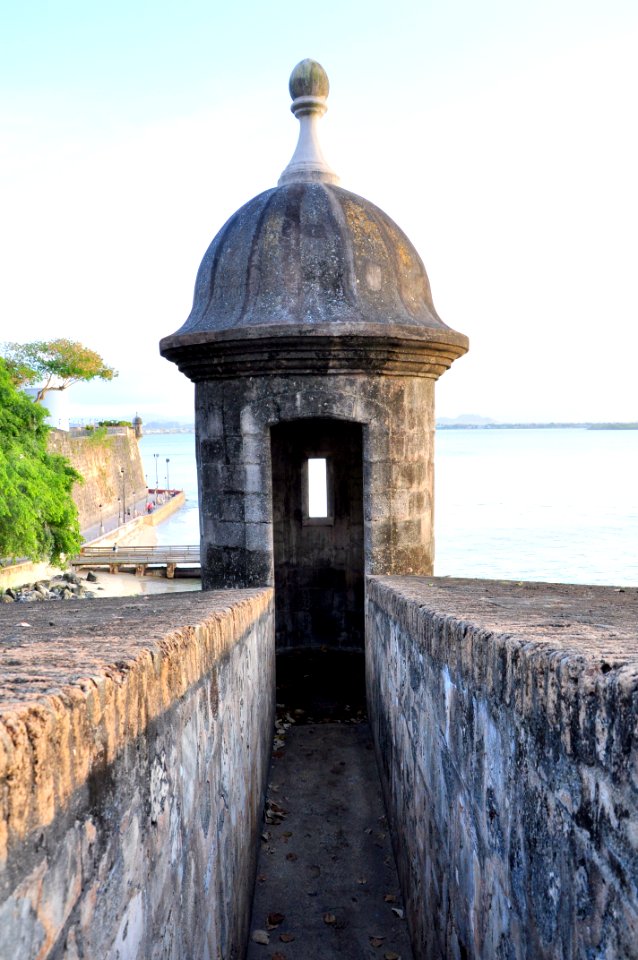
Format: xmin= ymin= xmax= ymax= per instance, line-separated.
xmin=139 ymin=434 xmax=200 ymax=545
xmin=435 ymin=428 xmax=637 ymax=586
xmin=140 ymin=428 xmax=638 ymax=587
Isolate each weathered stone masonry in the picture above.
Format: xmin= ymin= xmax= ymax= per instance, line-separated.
xmin=366 ymin=577 xmax=638 ymax=960
xmin=160 ymin=60 xmax=467 ymax=663
xmin=3 ymin=59 xmax=637 ymax=960
xmin=48 ymin=428 xmax=147 ymax=531
xmin=0 ymin=591 xmax=274 ymax=960
xmin=195 ymin=372 xmax=435 ymax=588
xmin=1 ymin=580 xmax=637 ymax=958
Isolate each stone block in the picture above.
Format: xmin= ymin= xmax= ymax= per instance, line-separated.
xmin=245 ymin=522 xmax=272 ymax=553
xmin=244 ymin=494 xmax=270 ymax=524
xmin=241 ymin=434 xmax=269 ymax=465
xmin=244 ymin=463 xmax=266 ymax=494
xmin=198 ymin=437 xmax=225 ymax=464
xmin=210 ymin=521 xmax=245 ymax=549
xmin=219 ymin=496 xmax=244 ymax=523
xmin=195 ymin=392 xmax=224 ymax=438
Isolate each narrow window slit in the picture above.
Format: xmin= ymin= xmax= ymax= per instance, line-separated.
xmin=307 ymin=458 xmax=328 ymax=517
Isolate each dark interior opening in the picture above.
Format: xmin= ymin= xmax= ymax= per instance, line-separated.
xmin=275 ymin=648 xmax=367 ymax=721
xmin=271 ymin=418 xmax=365 ymax=719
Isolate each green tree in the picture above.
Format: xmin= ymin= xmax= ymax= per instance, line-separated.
xmin=0 ymin=360 xmax=82 ymax=564
xmin=1 ymin=338 xmax=117 ymax=402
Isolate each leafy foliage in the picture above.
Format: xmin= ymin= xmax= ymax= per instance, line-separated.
xmin=85 ymin=425 xmax=111 ymax=446
xmin=1 ymin=338 xmax=117 ymax=402
xmin=0 ymin=360 xmax=82 ymax=564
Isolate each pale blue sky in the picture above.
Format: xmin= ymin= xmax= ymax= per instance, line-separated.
xmin=1 ymin=0 xmax=637 ymax=422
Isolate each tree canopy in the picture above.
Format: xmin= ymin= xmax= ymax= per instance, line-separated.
xmin=0 ymin=359 xmax=82 ymax=564
xmin=1 ymin=338 xmax=117 ymax=402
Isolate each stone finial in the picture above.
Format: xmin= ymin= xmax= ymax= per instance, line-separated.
xmin=278 ymin=59 xmax=339 ymax=186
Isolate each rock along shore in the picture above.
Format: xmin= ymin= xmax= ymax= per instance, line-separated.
xmin=1 ymin=570 xmax=98 ymax=603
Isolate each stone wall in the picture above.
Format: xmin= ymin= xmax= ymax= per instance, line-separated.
xmin=0 ymin=589 xmax=275 ymax=960
xmin=196 ymin=373 xmax=434 ymax=589
xmin=0 ymin=560 xmax=58 ymax=592
xmin=366 ymin=576 xmax=638 ymax=960
xmin=48 ymin=428 xmax=147 ymax=531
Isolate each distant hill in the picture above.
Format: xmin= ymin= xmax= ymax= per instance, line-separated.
xmin=143 ymin=420 xmax=194 ymax=433
xmin=436 ymin=414 xmax=496 ymax=426
xmin=436 ymin=418 xmax=638 ymax=430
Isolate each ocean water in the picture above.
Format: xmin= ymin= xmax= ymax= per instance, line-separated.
xmin=435 ymin=428 xmax=637 ymax=586
xmin=140 ymin=428 xmax=638 ymax=587
xmin=139 ymin=434 xmax=200 ymax=545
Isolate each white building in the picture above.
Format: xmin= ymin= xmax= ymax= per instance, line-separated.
xmin=23 ymin=387 xmax=70 ymax=431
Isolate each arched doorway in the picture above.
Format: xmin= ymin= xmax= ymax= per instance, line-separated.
xmin=271 ymin=418 xmax=365 ymax=718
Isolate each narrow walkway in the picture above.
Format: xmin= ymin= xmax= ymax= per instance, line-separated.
xmin=80 ymin=494 xmax=152 ymax=543
xmin=247 ymin=721 xmax=414 ymax=960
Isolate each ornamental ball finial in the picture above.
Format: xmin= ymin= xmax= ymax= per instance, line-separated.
xmin=279 ymin=59 xmax=338 ymax=186
xmin=289 ymin=59 xmax=330 ymax=101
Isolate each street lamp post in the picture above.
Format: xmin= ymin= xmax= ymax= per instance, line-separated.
xmin=154 ymin=454 xmax=159 ymax=504
xmin=121 ymin=467 xmax=126 ymax=523
xmin=99 ymin=503 xmax=104 ymax=535
xmin=166 ymin=458 xmax=170 ymax=493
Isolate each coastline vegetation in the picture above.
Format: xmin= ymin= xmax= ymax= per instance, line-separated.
xmin=1 ymin=339 xmax=116 ymax=403
xmin=0 ymin=359 xmax=82 ymax=564
xmin=85 ymin=425 xmax=112 ymax=447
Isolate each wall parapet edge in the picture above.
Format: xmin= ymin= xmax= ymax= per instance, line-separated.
xmin=366 ymin=575 xmax=638 ymax=960
xmin=0 ymin=589 xmax=275 ymax=960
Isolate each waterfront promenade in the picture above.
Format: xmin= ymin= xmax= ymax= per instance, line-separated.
xmin=80 ymin=494 xmax=151 ymax=542
xmin=81 ymin=489 xmax=185 ymax=547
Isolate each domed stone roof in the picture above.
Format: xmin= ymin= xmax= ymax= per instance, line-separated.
xmin=160 ymin=60 xmax=468 ymax=380
xmin=171 ymin=181 xmax=454 ymax=336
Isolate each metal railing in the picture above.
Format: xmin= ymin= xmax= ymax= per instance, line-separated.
xmin=73 ymin=545 xmax=200 ymax=565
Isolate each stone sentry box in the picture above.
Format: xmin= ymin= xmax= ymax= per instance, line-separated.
xmin=161 ymin=59 xmax=468 ymax=652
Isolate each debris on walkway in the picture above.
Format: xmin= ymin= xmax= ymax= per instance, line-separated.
xmin=247 ymin=719 xmax=414 ymax=960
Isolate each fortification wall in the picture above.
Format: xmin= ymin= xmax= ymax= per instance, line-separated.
xmin=366 ymin=576 xmax=638 ymax=960
xmin=48 ymin=429 xmax=147 ymax=532
xmin=0 ymin=589 xmax=275 ymax=960
xmin=2 ymin=578 xmax=636 ymax=959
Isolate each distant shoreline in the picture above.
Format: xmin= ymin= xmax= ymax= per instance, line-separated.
xmin=436 ymin=422 xmax=638 ymax=431
xmin=127 ymin=421 xmax=638 ymax=433
xmin=142 ymin=427 xmax=195 ymax=434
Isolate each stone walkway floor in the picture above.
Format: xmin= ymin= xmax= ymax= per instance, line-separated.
xmin=246 ymin=720 xmax=414 ymax=960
